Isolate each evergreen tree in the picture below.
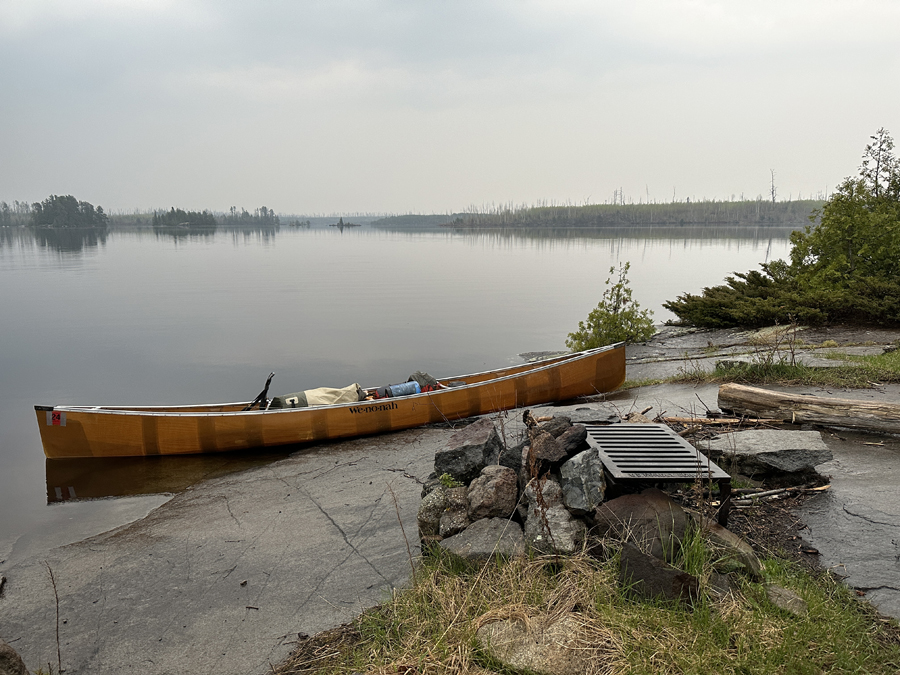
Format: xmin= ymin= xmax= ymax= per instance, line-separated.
xmin=31 ymin=195 xmax=109 ymax=228
xmin=665 ymin=129 xmax=900 ymax=327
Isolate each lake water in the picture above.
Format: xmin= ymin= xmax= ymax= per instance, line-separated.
xmin=0 ymin=223 xmax=792 ymax=565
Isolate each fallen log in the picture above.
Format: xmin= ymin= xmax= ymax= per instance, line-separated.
xmin=663 ymin=416 xmax=783 ymax=426
xmin=718 ymin=383 xmax=900 ymax=434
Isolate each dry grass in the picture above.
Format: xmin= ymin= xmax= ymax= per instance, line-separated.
xmin=273 ymin=538 xmax=900 ymax=675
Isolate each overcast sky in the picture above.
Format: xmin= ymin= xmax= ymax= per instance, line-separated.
xmin=2 ymin=0 xmax=899 ymax=215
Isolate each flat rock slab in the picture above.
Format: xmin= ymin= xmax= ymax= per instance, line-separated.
xmin=766 ymin=583 xmax=808 ymax=616
xmin=476 ymin=613 xmax=611 ymax=675
xmin=0 ymin=429 xmax=438 ymax=675
xmin=799 ymin=429 xmax=900 ymax=620
xmin=438 ymin=518 xmax=526 ymax=562
xmin=702 ymin=429 xmax=831 ymax=475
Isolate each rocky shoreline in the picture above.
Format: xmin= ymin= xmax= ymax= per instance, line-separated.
xmin=2 ymin=325 xmax=900 ymax=675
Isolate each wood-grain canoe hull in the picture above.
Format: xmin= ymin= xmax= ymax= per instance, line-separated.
xmin=35 ymin=344 xmax=626 ymax=458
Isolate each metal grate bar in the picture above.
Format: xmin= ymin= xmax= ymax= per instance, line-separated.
xmin=584 ymin=423 xmax=732 ymax=525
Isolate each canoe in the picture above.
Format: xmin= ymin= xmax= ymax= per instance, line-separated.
xmin=35 ymin=343 xmax=625 ymax=459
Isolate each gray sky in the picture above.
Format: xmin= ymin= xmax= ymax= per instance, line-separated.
xmin=2 ymin=0 xmax=899 ymax=214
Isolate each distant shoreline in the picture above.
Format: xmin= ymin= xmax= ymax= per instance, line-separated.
xmin=371 ymin=199 xmax=824 ymax=229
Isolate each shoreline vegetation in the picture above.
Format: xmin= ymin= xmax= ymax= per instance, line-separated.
xmin=370 ymin=199 xmax=823 ymax=229
xmin=442 ymin=199 xmax=823 ymax=229
xmin=664 ymin=129 xmax=900 ymax=329
xmin=1 ymin=198 xmax=823 ymax=231
xmin=272 ymin=551 xmax=900 ymax=675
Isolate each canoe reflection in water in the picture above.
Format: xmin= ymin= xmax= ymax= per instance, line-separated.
xmin=45 ymin=450 xmax=292 ymax=504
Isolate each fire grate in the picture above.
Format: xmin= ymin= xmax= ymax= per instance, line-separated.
xmin=584 ymin=423 xmax=732 ymax=525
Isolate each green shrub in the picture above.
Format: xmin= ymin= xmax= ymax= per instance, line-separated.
xmin=566 ymin=262 xmax=655 ymax=350
xmin=665 ymin=128 xmax=900 ymax=328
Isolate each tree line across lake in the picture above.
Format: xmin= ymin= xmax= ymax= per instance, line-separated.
xmin=0 ymin=197 xmax=304 ymax=230
xmin=6 ymin=129 xmax=898 ymax=329
xmin=435 ymin=198 xmax=823 ymax=229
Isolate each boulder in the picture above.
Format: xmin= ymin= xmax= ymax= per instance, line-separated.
xmin=476 ymin=613 xmax=611 ymax=675
xmin=439 ymin=518 xmax=526 ymax=562
xmin=707 ymin=571 xmax=733 ymax=600
xmin=417 ymin=486 xmax=447 ymax=538
xmin=434 ymin=418 xmax=503 ymax=484
xmin=557 ymin=424 xmax=588 ymax=457
xmin=559 ymin=448 xmax=606 ymax=515
xmin=420 ymin=472 xmax=441 ymax=498
xmin=530 ymin=431 xmax=566 ymax=463
xmin=524 ymin=479 xmax=586 ymax=554
xmin=467 ymin=465 xmax=519 ymax=520
xmin=0 ymin=639 xmax=28 ymax=675
xmin=593 ymin=488 xmax=687 ymax=562
xmin=619 ymin=542 xmax=699 ymax=603
xmin=524 ymin=476 xmax=565 ymax=508
xmin=766 ymin=583 xmax=808 ymax=616
xmin=498 ymin=440 xmax=526 ymax=472
xmin=701 ymin=430 xmax=831 ymax=477
xmin=693 ymin=515 xmax=763 ymax=579
xmin=439 ymin=486 xmax=470 ymax=538
xmin=537 ymin=416 xmax=572 ymax=438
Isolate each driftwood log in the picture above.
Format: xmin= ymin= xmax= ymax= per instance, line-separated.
xmin=718 ymin=383 xmax=900 ymax=434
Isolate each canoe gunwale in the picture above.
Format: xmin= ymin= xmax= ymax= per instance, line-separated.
xmin=36 ymin=343 xmax=624 ymax=418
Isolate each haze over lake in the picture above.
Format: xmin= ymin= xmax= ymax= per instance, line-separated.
xmin=0 ymin=224 xmax=792 ymax=564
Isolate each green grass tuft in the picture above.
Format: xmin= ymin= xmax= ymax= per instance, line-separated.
xmin=274 ymin=541 xmax=900 ymax=675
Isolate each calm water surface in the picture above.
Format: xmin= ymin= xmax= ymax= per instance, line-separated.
xmin=0 ymin=224 xmax=792 ymax=564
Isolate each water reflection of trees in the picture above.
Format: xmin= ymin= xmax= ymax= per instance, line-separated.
xmin=152 ymin=224 xmax=218 ymax=243
xmin=30 ymin=226 xmax=109 ymax=253
xmin=0 ymin=226 xmax=110 ymax=254
xmin=450 ymin=225 xmax=798 ymax=244
xmin=370 ymin=225 xmax=798 ymax=250
xmin=150 ymin=223 xmax=284 ymax=244
xmin=224 ymin=225 xmax=280 ymax=244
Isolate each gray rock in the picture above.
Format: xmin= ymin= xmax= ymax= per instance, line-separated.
xmin=434 ymin=418 xmax=503 ymax=484
xmin=766 ymin=583 xmax=808 ymax=616
xmin=692 ymin=515 xmax=763 ymax=579
xmin=530 ymin=431 xmax=566 ymax=463
xmin=438 ymin=518 xmax=526 ymax=562
xmin=619 ymin=542 xmax=699 ymax=603
xmin=524 ymin=479 xmax=586 ymax=554
xmin=524 ymin=476 xmax=564 ymax=508
xmin=557 ymin=424 xmax=588 ymax=457
xmin=476 ymin=613 xmax=606 ymax=675
xmin=417 ymin=486 xmax=447 ymax=538
xmin=593 ymin=488 xmax=687 ymax=562
xmin=499 ymin=440 xmax=526 ymax=471
xmin=420 ymin=473 xmax=441 ymax=498
xmin=563 ymin=409 xmax=620 ymax=425
xmin=515 ymin=444 xmax=539 ymax=519
xmin=439 ymin=486 xmax=470 ymax=538
xmin=537 ymin=416 xmax=572 ymax=438
xmin=559 ymin=449 xmax=606 ymax=515
xmin=707 ymin=571 xmax=733 ymax=600
xmin=467 ymin=465 xmax=519 ymax=520
xmin=0 ymin=639 xmax=28 ymax=675
xmin=701 ymin=430 xmax=832 ymax=476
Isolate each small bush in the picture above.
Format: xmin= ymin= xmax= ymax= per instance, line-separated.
xmin=567 ymin=262 xmax=655 ymax=350
xmin=438 ymin=473 xmax=462 ymax=488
